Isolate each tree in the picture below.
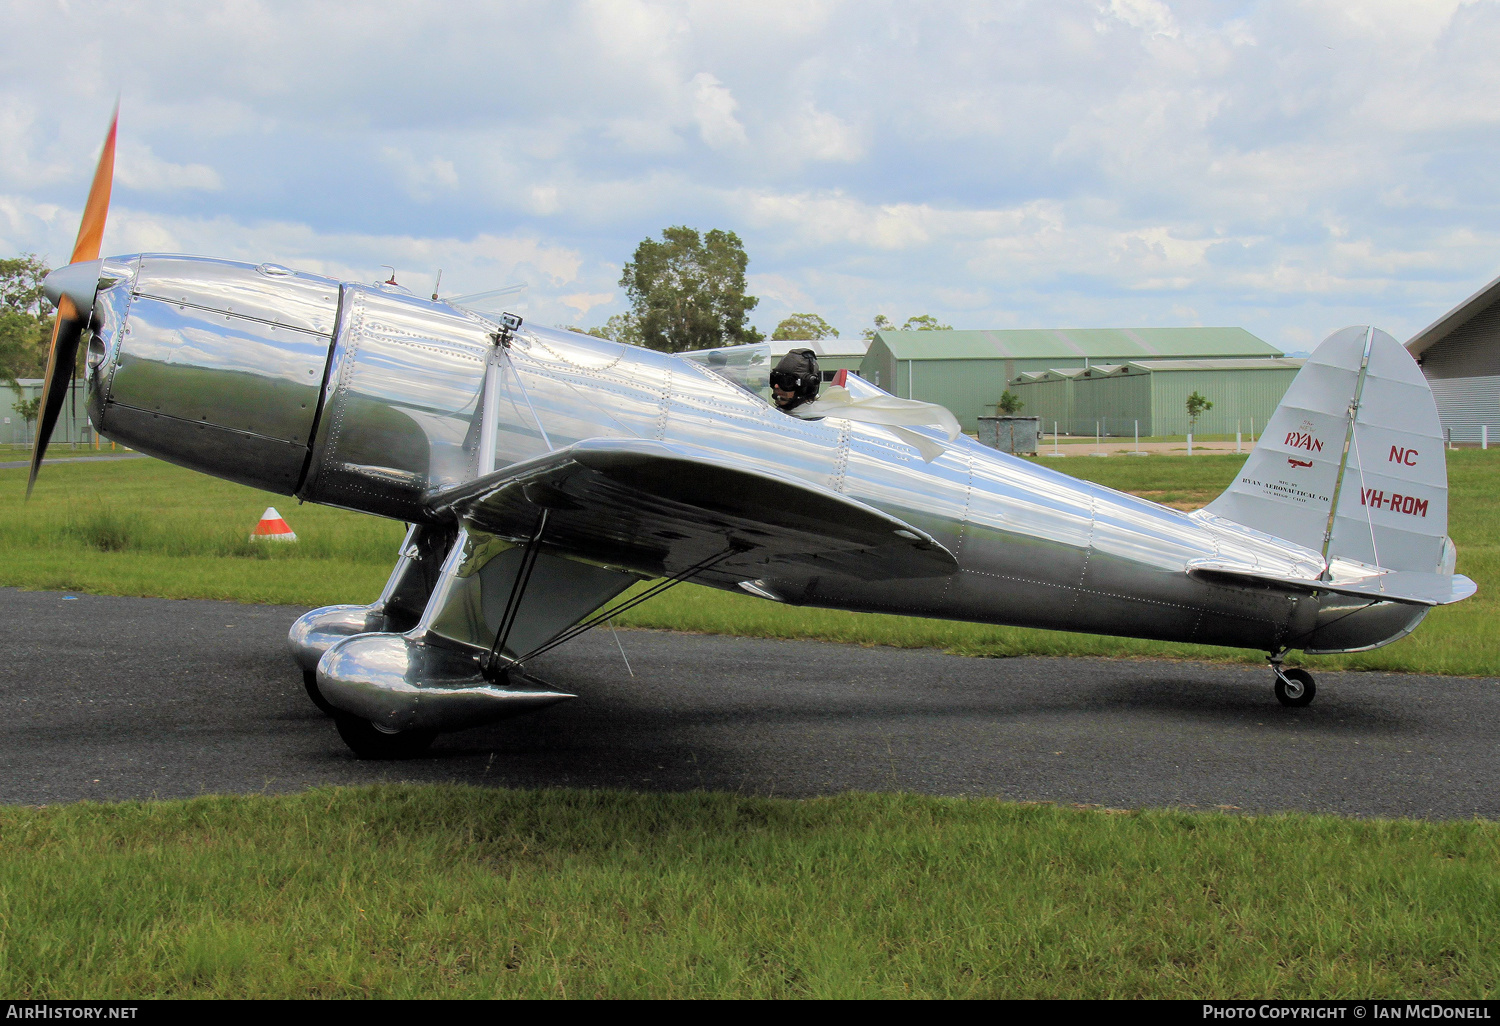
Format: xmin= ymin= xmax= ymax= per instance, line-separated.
xmin=996 ymin=389 xmax=1024 ymax=415
xmin=619 ymin=227 xmax=762 ymax=353
xmin=0 ymin=255 xmax=51 ymax=317
xmin=585 ymin=312 xmax=643 ymax=347
xmin=900 ymin=314 xmax=952 ymax=331
xmin=0 ymin=254 xmax=55 ymax=389
xmin=861 ymin=313 xmax=952 ymax=339
xmin=0 ymin=311 xmax=48 ymax=382
xmin=1186 ymin=391 xmax=1213 ymax=431
xmin=771 ymin=313 xmax=838 ymax=341
xmin=13 ymin=394 xmax=40 ymax=440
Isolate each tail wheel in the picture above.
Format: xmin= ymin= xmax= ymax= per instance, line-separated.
xmin=302 ymin=669 xmax=337 ymax=716
xmin=1275 ymin=668 xmax=1316 ymax=707
xmin=334 ymin=715 xmax=437 ymax=759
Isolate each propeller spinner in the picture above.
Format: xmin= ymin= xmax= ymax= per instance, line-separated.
xmin=29 ymin=107 xmax=117 ymax=497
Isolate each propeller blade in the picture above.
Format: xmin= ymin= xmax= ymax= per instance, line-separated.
xmin=26 ymin=296 xmax=86 ymax=496
xmin=70 ymin=106 xmax=117 ymax=265
xmin=27 ymin=107 xmax=117 ymax=497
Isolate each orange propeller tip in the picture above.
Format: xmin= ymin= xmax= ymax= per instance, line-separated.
xmin=70 ymin=107 xmax=117 ymax=266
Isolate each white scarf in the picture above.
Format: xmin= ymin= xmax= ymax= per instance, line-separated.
xmin=791 ymin=385 xmax=962 ymax=462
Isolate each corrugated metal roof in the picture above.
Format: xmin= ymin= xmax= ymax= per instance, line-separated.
xmin=1407 ymin=270 xmax=1500 ymax=357
xmin=769 ymin=338 xmax=870 ymax=359
xmin=875 ymin=326 xmax=1279 ymax=360
xmin=1012 ymin=358 xmax=1303 ymax=384
xmin=1126 ymin=358 xmax=1305 ymax=372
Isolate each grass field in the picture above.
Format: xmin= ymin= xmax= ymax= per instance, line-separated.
xmin=1 ymin=450 xmax=1494 ymax=675
xmin=3 ymin=452 xmax=1498 ymax=1000
xmin=3 ymin=785 xmax=1498 ymax=999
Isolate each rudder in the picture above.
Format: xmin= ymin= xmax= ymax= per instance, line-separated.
xmin=1203 ymin=326 xmax=1449 ymax=574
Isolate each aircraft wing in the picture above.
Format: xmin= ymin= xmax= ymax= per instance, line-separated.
xmin=427 ymin=437 xmax=958 ymax=586
xmin=1187 ymin=559 xmax=1477 ymax=607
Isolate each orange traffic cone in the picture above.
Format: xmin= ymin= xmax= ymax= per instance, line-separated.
xmin=251 ymin=507 xmax=297 ymax=542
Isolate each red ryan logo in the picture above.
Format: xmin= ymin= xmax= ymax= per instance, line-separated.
xmin=1288 ymin=458 xmax=1313 ymax=469
xmin=1285 ymin=431 xmax=1324 ymax=452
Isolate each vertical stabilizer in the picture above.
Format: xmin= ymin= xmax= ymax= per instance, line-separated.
xmin=1203 ymin=326 xmax=1448 ymax=573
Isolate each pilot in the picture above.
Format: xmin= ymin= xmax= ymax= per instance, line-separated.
xmin=770 ymin=349 xmax=821 ymax=412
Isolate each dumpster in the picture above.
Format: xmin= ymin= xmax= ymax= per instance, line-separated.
xmin=977 ymin=416 xmax=1040 ymax=455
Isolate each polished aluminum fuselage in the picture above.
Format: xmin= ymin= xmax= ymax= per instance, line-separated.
xmin=86 ymin=255 xmax=1422 ymax=656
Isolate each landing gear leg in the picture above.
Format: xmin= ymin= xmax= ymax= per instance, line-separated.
xmin=1269 ymin=655 xmax=1316 ymax=707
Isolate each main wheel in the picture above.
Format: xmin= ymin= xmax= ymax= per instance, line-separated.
xmin=1274 ymin=668 xmax=1316 ymax=707
xmin=334 ymin=714 xmax=437 ymax=759
xmin=303 ymin=669 xmax=338 ymax=716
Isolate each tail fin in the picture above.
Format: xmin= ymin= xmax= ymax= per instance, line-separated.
xmin=1203 ymin=326 xmax=1448 ymax=574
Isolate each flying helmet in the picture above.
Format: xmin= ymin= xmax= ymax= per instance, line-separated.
xmin=770 ymin=348 xmax=821 ymax=410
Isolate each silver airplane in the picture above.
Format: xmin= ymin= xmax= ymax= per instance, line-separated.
xmin=32 ymin=117 xmax=1476 ymax=758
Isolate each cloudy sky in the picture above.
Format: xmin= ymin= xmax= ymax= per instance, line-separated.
xmin=3 ymin=0 xmax=1500 ymax=350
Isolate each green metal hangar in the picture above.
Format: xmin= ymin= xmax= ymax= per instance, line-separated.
xmin=859 ymin=326 xmax=1284 ymax=433
xmin=1011 ymin=358 xmax=1304 ymax=437
xmin=1406 ymin=272 xmax=1500 ymax=445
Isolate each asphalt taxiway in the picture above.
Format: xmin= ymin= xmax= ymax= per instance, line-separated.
xmin=3 ymin=587 xmax=1495 ymax=818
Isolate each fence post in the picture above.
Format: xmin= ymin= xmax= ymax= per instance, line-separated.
xmin=1187 ymin=432 xmax=1193 ymax=457
xmin=1484 ymin=425 xmax=1489 ymax=450
xmin=1237 ymin=420 xmax=1242 ymax=454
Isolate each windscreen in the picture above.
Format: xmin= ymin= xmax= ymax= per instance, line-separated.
xmin=444 ymin=282 xmax=528 ymax=319
xmin=677 ymin=342 xmax=772 ymax=400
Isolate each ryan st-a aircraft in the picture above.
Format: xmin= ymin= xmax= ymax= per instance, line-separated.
xmin=31 ymin=114 xmax=1476 ymax=757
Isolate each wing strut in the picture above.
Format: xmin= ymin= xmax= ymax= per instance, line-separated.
xmin=482 ymin=510 xmax=550 ymax=678
xmin=488 ymin=541 xmax=742 ymax=682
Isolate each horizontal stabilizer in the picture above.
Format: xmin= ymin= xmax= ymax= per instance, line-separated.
xmin=427 ymin=437 xmax=958 ymax=586
xmin=1187 ymin=559 xmax=1476 ymax=607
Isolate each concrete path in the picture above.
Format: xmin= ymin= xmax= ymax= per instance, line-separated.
xmin=3 ymin=588 xmax=1495 ymax=819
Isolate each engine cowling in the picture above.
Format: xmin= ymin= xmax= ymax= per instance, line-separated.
xmin=88 ymin=255 xmax=340 ymax=494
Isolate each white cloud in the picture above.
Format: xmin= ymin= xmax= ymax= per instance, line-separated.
xmin=0 ymin=191 xmax=597 ymax=322
xmin=604 ymin=117 xmax=683 ymax=153
xmin=741 ymin=190 xmax=935 ymax=249
xmin=558 ymin=291 xmax=615 ymax=320
xmin=527 ymin=185 xmax=561 ymax=215
xmin=772 ymin=104 xmax=865 ymax=164
xmin=0 ymin=194 xmax=67 ymax=261
xmin=689 ymin=72 xmax=747 ymax=150
xmin=115 ymin=141 xmax=222 ymax=192
xmin=749 ymin=272 xmax=816 ymax=312
xmin=3 ymin=0 xmax=1500 ymax=345
xmin=0 ymin=97 xmax=74 ymax=189
xmin=379 ymin=147 xmax=458 ymax=203
xmin=1096 ymin=0 xmax=1180 ymax=39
